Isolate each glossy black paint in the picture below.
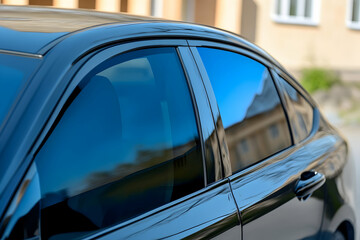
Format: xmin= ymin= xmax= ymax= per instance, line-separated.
xmin=94 ymin=180 xmax=240 ymax=240
xmin=0 ymin=6 xmax=355 ymax=240
xmin=230 ymin=110 xmax=326 ymax=239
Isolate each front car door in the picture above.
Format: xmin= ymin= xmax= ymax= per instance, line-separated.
xmin=0 ymin=40 xmax=241 ymax=239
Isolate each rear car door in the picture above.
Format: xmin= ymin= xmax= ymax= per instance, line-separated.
xmin=0 ymin=40 xmax=241 ymax=239
xmin=273 ymin=70 xmax=352 ymax=239
xmin=189 ymin=41 xmax=332 ymax=239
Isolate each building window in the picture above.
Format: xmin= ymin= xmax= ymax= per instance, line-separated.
xmin=151 ymin=0 xmax=163 ymax=17
xmin=240 ymin=139 xmax=249 ymax=153
xmin=269 ymin=124 xmax=279 ymax=139
xmin=273 ymin=0 xmax=320 ymax=25
xmin=348 ymin=0 xmax=360 ymax=29
xmin=182 ymin=0 xmax=195 ymax=22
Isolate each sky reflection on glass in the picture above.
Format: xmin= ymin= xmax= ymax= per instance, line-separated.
xmin=198 ymin=47 xmax=290 ymax=172
xmin=198 ymin=47 xmax=268 ymax=128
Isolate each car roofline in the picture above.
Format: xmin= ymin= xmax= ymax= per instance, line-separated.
xmin=0 ymin=11 xmax=284 ymax=72
xmin=37 ymin=21 xmax=282 ymax=67
xmin=0 ymin=5 xmax=281 ymax=67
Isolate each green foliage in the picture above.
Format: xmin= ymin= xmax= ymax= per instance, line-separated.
xmin=301 ymin=68 xmax=340 ymax=93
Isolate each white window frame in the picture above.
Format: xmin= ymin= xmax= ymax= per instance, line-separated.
xmin=272 ymin=0 xmax=321 ymax=26
xmin=347 ymin=0 xmax=360 ymax=30
xmin=181 ymin=0 xmax=195 ymax=22
xmin=151 ymin=0 xmax=164 ymax=18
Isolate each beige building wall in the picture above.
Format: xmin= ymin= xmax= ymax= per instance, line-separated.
xmin=215 ymin=0 xmax=242 ymax=34
xmin=194 ymin=0 xmax=216 ymax=26
xmin=2 ymin=0 xmax=28 ymax=4
xmin=127 ymin=0 xmax=150 ymax=16
xmin=53 ymin=0 xmax=77 ymax=8
xmin=162 ymin=0 xmax=182 ymax=21
xmin=252 ymin=0 xmax=360 ymax=80
xmin=95 ymin=0 xmax=120 ymax=12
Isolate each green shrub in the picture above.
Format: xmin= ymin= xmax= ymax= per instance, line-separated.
xmin=301 ymin=68 xmax=340 ymax=93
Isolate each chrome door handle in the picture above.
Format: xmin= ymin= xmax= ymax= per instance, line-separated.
xmin=294 ymin=171 xmax=326 ymax=201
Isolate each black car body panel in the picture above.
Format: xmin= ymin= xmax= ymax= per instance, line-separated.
xmin=93 ymin=179 xmax=240 ymax=240
xmin=0 ymin=6 xmax=355 ymax=240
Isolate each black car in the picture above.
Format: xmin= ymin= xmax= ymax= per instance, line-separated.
xmin=0 ymin=5 xmax=356 ymax=240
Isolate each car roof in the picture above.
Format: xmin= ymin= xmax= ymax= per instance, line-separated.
xmin=0 ymin=5 xmax=283 ymax=69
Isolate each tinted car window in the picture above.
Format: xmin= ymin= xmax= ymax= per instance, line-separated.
xmin=197 ymin=47 xmax=291 ymax=173
xmin=34 ymin=48 xmax=204 ymax=239
xmin=278 ymin=77 xmax=314 ymax=142
xmin=0 ymin=54 xmax=39 ymax=126
xmin=0 ymin=55 xmax=40 ymax=195
xmin=0 ymin=165 xmax=40 ymax=240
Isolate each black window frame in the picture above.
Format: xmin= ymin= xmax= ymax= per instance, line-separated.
xmin=188 ymin=40 xmax=295 ymax=176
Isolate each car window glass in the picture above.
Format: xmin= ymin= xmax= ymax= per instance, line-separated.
xmin=197 ymin=47 xmax=291 ymax=173
xmin=278 ymin=77 xmax=313 ymax=142
xmin=0 ymin=54 xmax=39 ymax=126
xmin=0 ymin=55 xmax=40 ymax=195
xmin=34 ymin=47 xmax=204 ymax=239
xmin=0 ymin=165 xmax=40 ymax=240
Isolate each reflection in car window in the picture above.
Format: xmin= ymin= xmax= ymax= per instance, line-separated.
xmin=278 ymin=77 xmax=313 ymax=143
xmin=0 ymin=165 xmax=40 ymax=240
xmin=34 ymin=48 xmax=204 ymax=239
xmin=198 ymin=47 xmax=291 ymax=173
xmin=0 ymin=54 xmax=40 ymax=193
xmin=0 ymin=54 xmax=39 ymax=126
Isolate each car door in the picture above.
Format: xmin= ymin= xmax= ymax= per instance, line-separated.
xmin=189 ymin=40 xmax=332 ymax=239
xmin=6 ymin=40 xmax=241 ymax=239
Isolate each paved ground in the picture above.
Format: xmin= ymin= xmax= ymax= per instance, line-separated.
xmin=336 ymin=125 xmax=360 ymax=239
xmin=314 ymin=84 xmax=360 ymax=238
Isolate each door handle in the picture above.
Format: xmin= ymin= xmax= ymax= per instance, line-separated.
xmin=294 ymin=171 xmax=326 ymax=201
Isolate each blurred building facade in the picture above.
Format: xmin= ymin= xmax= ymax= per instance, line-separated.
xmin=1 ymin=0 xmax=360 ymax=81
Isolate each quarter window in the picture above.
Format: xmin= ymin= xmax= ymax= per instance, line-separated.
xmin=34 ymin=47 xmax=204 ymax=239
xmin=197 ymin=47 xmax=291 ymax=173
xmin=273 ymin=0 xmax=320 ymax=25
xmin=278 ymin=77 xmax=314 ymax=143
